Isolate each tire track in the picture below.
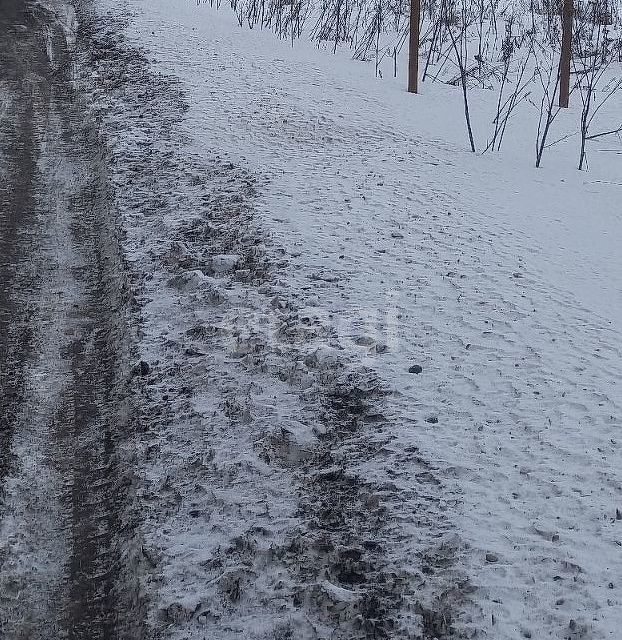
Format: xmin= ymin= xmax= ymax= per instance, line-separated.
xmin=0 ymin=0 xmax=46 ymax=491
xmin=0 ymin=1 xmax=145 ymax=637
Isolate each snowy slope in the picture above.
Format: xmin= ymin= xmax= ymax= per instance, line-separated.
xmin=94 ymin=0 xmax=622 ymax=638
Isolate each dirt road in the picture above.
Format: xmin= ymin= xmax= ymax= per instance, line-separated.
xmin=0 ymin=1 xmax=143 ymax=637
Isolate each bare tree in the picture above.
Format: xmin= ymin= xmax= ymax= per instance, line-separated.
xmin=573 ymin=0 xmax=622 ymax=169
xmin=486 ymin=19 xmax=535 ymax=153
xmin=445 ymin=0 xmax=476 ymax=152
xmin=533 ymin=39 xmax=565 ymax=167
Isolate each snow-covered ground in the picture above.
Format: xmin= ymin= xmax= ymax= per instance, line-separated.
xmin=89 ymin=0 xmax=622 ymax=638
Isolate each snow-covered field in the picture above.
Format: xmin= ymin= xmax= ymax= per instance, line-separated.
xmin=87 ymin=0 xmax=622 ymax=637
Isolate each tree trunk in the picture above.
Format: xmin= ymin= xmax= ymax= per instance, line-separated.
xmin=559 ymin=0 xmax=573 ymax=108
xmin=408 ymin=0 xmax=420 ymax=93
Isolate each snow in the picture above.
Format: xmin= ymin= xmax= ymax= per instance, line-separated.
xmin=0 ymin=118 xmax=82 ymax=634
xmin=91 ymin=0 xmax=622 ymax=638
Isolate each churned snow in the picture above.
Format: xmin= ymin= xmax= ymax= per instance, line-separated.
xmin=95 ymin=0 xmax=622 ymax=637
